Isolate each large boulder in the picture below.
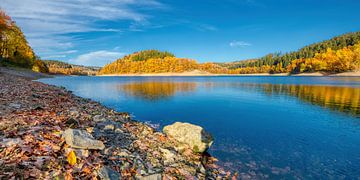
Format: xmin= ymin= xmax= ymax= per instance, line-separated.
xmin=163 ymin=122 xmax=213 ymax=153
xmin=63 ymin=129 xmax=105 ymax=150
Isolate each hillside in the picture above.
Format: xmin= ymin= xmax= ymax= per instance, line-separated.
xmin=0 ymin=10 xmax=47 ymax=73
xmin=99 ymin=31 xmax=360 ymax=75
xmin=99 ymin=50 xmax=232 ymax=75
xmin=44 ymin=60 xmax=100 ymax=75
xmin=228 ymin=31 xmax=360 ymax=74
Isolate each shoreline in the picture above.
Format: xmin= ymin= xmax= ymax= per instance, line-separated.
xmin=0 ymin=68 xmax=228 ymax=179
xmin=97 ymin=71 xmax=360 ymax=77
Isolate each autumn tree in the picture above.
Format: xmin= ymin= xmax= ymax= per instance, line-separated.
xmin=0 ymin=10 xmax=38 ymax=68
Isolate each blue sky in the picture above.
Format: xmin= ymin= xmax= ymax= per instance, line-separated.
xmin=1 ymin=0 xmax=360 ymax=66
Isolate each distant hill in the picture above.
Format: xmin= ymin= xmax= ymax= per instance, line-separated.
xmin=44 ymin=60 xmax=100 ymax=75
xmin=100 ymin=31 xmax=360 ymax=75
xmin=228 ymin=31 xmax=360 ymax=73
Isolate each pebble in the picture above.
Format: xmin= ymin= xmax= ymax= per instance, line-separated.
xmin=2 ymin=138 xmax=23 ymax=147
xmin=8 ymin=103 xmax=21 ymax=109
xmin=97 ymin=166 xmax=120 ymax=180
xmin=138 ymin=173 xmax=162 ymax=180
xmin=63 ymin=128 xmax=105 ymax=150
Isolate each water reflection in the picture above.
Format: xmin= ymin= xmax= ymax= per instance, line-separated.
xmin=118 ymin=81 xmax=197 ymax=100
xmin=261 ymin=84 xmax=360 ymax=116
xmin=118 ymin=81 xmax=360 ymax=116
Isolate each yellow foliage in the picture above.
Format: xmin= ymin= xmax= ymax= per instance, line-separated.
xmin=67 ymin=151 xmax=77 ymax=166
xmin=287 ymin=43 xmax=360 ymax=73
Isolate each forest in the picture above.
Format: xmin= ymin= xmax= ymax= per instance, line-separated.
xmin=0 ymin=10 xmax=48 ymax=73
xmin=44 ymin=60 xmax=100 ymax=76
xmin=99 ymin=38 xmax=360 ymax=75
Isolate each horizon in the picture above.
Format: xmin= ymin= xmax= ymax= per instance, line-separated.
xmin=1 ymin=0 xmax=360 ymax=66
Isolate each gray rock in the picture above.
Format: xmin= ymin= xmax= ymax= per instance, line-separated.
xmin=9 ymin=103 xmax=21 ymax=109
xmin=93 ymin=115 xmax=106 ymax=122
xmin=138 ymin=173 xmax=162 ymax=180
xmin=2 ymin=138 xmax=23 ymax=147
xmin=163 ymin=122 xmax=213 ymax=153
xmin=69 ymin=110 xmax=79 ymax=117
xmin=65 ymin=147 xmax=89 ymax=158
xmin=98 ymin=166 xmax=120 ymax=180
xmin=63 ymin=129 xmax=105 ymax=150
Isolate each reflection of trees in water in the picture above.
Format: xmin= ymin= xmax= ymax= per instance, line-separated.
xmin=261 ymin=84 xmax=360 ymax=116
xmin=119 ymin=81 xmax=360 ymax=115
xmin=119 ymin=81 xmax=197 ymax=100
xmin=201 ymin=82 xmax=360 ymax=116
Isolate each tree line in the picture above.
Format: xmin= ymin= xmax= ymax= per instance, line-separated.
xmin=0 ymin=10 xmax=48 ymax=73
xmin=227 ymin=31 xmax=360 ymax=71
xmin=43 ymin=60 xmax=99 ymax=75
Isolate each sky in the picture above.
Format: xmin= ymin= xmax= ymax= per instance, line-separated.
xmin=1 ymin=0 xmax=360 ymax=67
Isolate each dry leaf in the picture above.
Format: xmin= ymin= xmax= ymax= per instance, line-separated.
xmin=67 ymin=151 xmax=77 ymax=166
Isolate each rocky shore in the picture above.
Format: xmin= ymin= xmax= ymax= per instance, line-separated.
xmin=0 ymin=69 xmax=234 ymax=179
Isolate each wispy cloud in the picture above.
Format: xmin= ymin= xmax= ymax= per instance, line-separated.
xmin=195 ymin=24 xmax=218 ymax=32
xmin=69 ymin=50 xmax=125 ymax=67
xmin=229 ymin=41 xmax=252 ymax=47
xmin=0 ymin=0 xmax=164 ymax=58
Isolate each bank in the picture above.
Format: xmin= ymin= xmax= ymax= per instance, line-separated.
xmin=0 ymin=67 xmax=232 ymax=179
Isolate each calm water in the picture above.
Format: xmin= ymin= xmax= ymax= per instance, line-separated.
xmin=38 ymin=76 xmax=360 ymax=178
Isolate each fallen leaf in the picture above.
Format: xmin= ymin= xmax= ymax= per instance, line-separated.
xmin=67 ymin=151 xmax=77 ymax=166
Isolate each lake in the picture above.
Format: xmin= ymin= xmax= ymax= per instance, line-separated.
xmin=38 ymin=76 xmax=360 ymax=178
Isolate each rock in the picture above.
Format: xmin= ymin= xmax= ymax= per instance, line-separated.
xmin=163 ymin=122 xmax=213 ymax=153
xmin=138 ymin=173 xmax=162 ymax=180
xmin=8 ymin=103 xmax=21 ymax=109
xmin=93 ymin=115 xmax=106 ymax=122
xmin=98 ymin=166 xmax=120 ymax=180
xmin=117 ymin=149 xmax=130 ymax=157
xmin=159 ymin=148 xmax=176 ymax=165
xmin=2 ymin=138 xmax=23 ymax=147
xmin=115 ymin=128 xmax=123 ymax=133
xmin=69 ymin=110 xmax=79 ymax=117
xmin=63 ymin=129 xmax=105 ymax=150
xmin=104 ymin=124 xmax=115 ymax=131
xmin=65 ymin=147 xmax=89 ymax=158
xmin=199 ymin=164 xmax=206 ymax=174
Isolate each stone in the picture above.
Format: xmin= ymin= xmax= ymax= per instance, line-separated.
xmin=8 ymin=103 xmax=21 ymax=109
xmin=104 ymin=124 xmax=115 ymax=131
xmin=138 ymin=173 xmax=162 ymax=180
xmin=65 ymin=147 xmax=89 ymax=158
xmin=63 ymin=129 xmax=105 ymax=150
xmin=93 ymin=115 xmax=106 ymax=122
xmin=163 ymin=122 xmax=213 ymax=153
xmin=2 ymin=138 xmax=23 ymax=147
xmin=69 ymin=110 xmax=79 ymax=117
xmin=115 ymin=128 xmax=124 ymax=133
xmin=98 ymin=166 xmax=120 ymax=180
xmin=159 ymin=148 xmax=176 ymax=165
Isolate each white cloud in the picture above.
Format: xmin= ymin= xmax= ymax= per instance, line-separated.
xmin=69 ymin=51 xmax=125 ymax=67
xmin=43 ymin=55 xmax=67 ymax=59
xmin=229 ymin=41 xmax=252 ymax=47
xmin=0 ymin=0 xmax=164 ymax=57
xmin=196 ymin=24 xmax=218 ymax=32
